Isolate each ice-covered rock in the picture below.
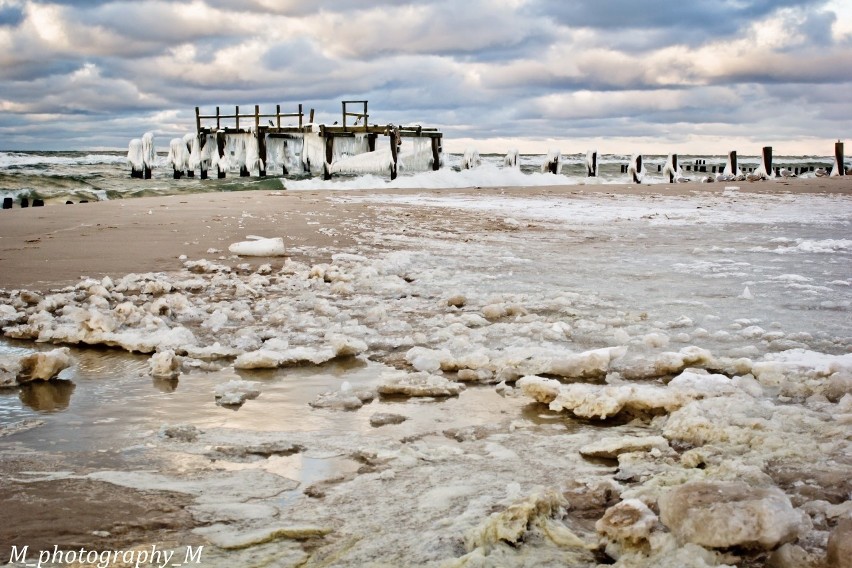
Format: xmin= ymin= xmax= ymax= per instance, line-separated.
xmin=214 ymin=380 xmax=261 ymax=407
xmin=17 ymin=348 xmax=72 ymax=382
xmin=659 ymin=481 xmax=804 ymax=550
xmin=378 ymin=371 xmax=464 ymax=397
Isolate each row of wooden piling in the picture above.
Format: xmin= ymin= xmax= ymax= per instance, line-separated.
xmin=3 ymin=197 xmax=89 ymax=209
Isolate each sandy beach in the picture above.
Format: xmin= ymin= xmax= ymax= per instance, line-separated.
xmin=1 ymin=178 xmax=849 ymax=291
xmin=1 ymin=178 xmax=851 ymax=567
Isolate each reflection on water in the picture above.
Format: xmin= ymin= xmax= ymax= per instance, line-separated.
xmin=19 ymin=380 xmax=75 ymax=412
xmin=152 ymin=377 xmax=179 ymax=393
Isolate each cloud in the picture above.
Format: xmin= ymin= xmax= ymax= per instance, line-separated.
xmin=0 ymin=0 xmax=850 ymax=153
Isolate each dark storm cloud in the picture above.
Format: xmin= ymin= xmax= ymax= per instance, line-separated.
xmin=526 ymin=0 xmax=827 ymax=31
xmin=0 ymin=4 xmax=24 ymax=26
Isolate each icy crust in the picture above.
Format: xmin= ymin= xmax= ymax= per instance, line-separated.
xmin=517 ymin=368 xmax=738 ymax=420
xmin=1 ymin=219 xmax=851 ymax=565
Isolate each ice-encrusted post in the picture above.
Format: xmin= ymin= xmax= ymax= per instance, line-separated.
xmin=832 ymin=141 xmax=845 ymax=176
xmin=199 ymin=135 xmax=208 ymax=179
xmin=542 ymin=148 xmax=560 ymax=174
xmin=389 ymin=125 xmax=401 ymax=180
xmin=183 ymin=134 xmax=195 ymax=178
xmin=664 ymin=154 xmax=679 ymax=182
xmin=216 ymin=131 xmax=226 ymax=179
xmin=431 ymin=137 xmax=442 ymax=171
xmin=628 ymin=154 xmax=645 ymax=183
xmin=323 ymin=133 xmax=334 ymax=181
xmin=141 ymin=132 xmax=155 ymax=179
xmin=724 ymin=150 xmax=741 ymax=177
xmin=128 ymin=138 xmax=144 ymax=178
xmin=586 ymin=149 xmax=598 ymax=177
xmin=504 ymin=148 xmax=519 ymax=168
xmin=255 ymin=105 xmax=266 ymax=177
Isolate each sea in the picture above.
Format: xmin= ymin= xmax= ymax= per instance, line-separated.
xmin=0 ymin=149 xmax=840 ymax=205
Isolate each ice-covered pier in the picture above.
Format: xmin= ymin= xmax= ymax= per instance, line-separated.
xmin=139 ymin=100 xmax=444 ymax=181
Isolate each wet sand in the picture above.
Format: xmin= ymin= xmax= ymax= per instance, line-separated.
xmin=1 ymin=178 xmax=850 ymax=291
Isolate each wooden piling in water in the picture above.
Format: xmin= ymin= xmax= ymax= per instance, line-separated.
xmin=632 ymin=156 xmax=642 ymax=183
xmin=729 ymin=151 xmax=738 ymax=175
xmin=255 ymin=105 xmax=266 ymax=177
xmin=669 ymin=154 xmax=678 ymax=183
xmin=587 ymin=151 xmax=597 ymax=177
xmin=323 ymin=133 xmax=334 ymax=181
xmin=431 ymin=137 xmax=441 ymax=171
xmin=836 ymin=141 xmax=845 ymax=175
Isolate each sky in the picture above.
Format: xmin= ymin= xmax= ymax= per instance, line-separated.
xmin=0 ymin=0 xmax=850 ymax=154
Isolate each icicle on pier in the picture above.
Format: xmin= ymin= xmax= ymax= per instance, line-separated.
xmin=133 ymin=101 xmax=444 ymax=181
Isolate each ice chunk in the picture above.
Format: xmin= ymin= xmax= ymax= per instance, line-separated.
xmin=214 ymin=379 xmax=261 ymax=407
xmin=17 ymin=348 xmax=72 ymax=382
xmin=228 ymin=236 xmax=286 ymax=257
xmin=580 ymin=436 xmax=670 ymax=459
xmin=595 ymin=499 xmax=658 ymax=545
xmin=378 ymin=371 xmax=464 ymax=397
xmin=149 ymin=350 xmax=180 ymax=379
xmin=310 ymin=385 xmax=375 ymax=410
xmin=659 ymin=481 xmax=804 ymax=550
xmin=369 ymin=413 xmax=408 ymax=427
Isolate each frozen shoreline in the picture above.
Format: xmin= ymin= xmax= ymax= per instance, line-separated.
xmin=1 ymin=178 xmax=851 ymax=567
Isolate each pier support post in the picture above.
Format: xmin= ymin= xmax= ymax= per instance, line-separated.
xmin=632 ymin=156 xmax=643 ymax=183
xmin=728 ymin=151 xmax=738 ymax=176
xmin=367 ymin=134 xmax=377 ymax=152
xmin=199 ymin=134 xmax=208 ymax=179
xmin=258 ymin=131 xmax=267 ymax=177
xmin=587 ymin=151 xmax=597 ymax=177
xmin=2 ymin=197 xmax=12 ymax=209
xmin=763 ymin=146 xmax=772 ymax=178
xmin=256 ymin=105 xmax=266 ymax=177
xmin=389 ymin=126 xmax=400 ymax=181
xmin=431 ymin=137 xmax=441 ymax=171
xmin=216 ymin=131 xmax=226 ymax=179
xmin=669 ymin=154 xmax=678 ymax=183
xmin=835 ymin=141 xmax=845 ymax=176
xmin=323 ymin=134 xmax=334 ymax=181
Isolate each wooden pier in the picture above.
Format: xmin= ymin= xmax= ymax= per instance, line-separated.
xmin=191 ymin=100 xmax=443 ymax=181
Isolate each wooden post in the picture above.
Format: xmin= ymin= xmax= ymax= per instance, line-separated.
xmin=216 ymin=106 xmax=220 ymax=130
xmin=632 ymin=156 xmax=642 ymax=183
xmin=309 ymin=108 xmax=315 ymax=123
xmin=195 ymin=107 xmax=201 ymax=135
xmin=2 ymin=197 xmax=12 ymax=209
xmin=669 ymin=154 xmax=678 ymax=183
xmin=368 ymin=134 xmax=377 ymax=152
xmin=276 ymin=104 xmax=281 ymax=129
xmin=763 ymin=146 xmax=772 ymax=178
xmin=255 ymin=105 xmax=266 ymax=177
xmin=431 ymin=136 xmax=441 ymax=171
xmin=588 ymin=151 xmax=597 ymax=177
xmin=389 ymin=126 xmax=400 ymax=180
xmin=836 ymin=141 xmax=845 ymax=175
xmin=235 ymin=105 xmax=240 ymax=131
xmin=323 ymin=133 xmax=334 ymax=180
xmin=298 ymin=104 xmax=303 ymax=128
xmin=216 ymin=131 xmax=226 ymax=179
xmin=730 ymin=150 xmax=738 ymax=175
xmin=199 ymin=134 xmax=208 ymax=179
